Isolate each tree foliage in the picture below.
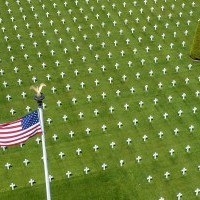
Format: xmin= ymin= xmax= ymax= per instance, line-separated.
xmin=190 ymin=21 xmax=200 ymax=59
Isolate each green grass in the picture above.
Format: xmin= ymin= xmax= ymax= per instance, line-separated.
xmin=0 ymin=0 xmax=200 ymax=199
xmin=190 ymin=21 xmax=200 ymax=59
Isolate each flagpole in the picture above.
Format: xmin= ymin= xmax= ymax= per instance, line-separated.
xmin=34 ymin=93 xmax=51 ymax=200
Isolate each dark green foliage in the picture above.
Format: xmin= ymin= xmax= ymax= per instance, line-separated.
xmin=190 ymin=21 xmax=200 ymax=59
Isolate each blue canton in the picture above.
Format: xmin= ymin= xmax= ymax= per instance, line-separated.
xmin=22 ymin=110 xmax=39 ymax=130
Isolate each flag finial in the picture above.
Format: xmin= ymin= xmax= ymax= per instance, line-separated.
xmin=31 ymin=83 xmax=46 ymax=108
xmin=30 ymin=83 xmax=46 ymax=97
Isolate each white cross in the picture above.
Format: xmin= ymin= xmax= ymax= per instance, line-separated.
xmin=23 ymin=159 xmax=29 ymax=166
xmin=128 ymin=61 xmax=132 ymax=67
xmin=59 ymin=152 xmax=65 ymax=159
xmin=116 ymin=90 xmax=121 ymax=96
xmin=4 ymin=36 xmax=8 ymax=41
xmin=84 ymin=167 xmax=90 ymax=174
xmin=172 ymin=80 xmax=176 ymax=87
xmin=102 ymin=124 xmax=107 ymax=132
xmin=10 ymin=183 xmax=16 ymax=190
xmin=32 ymin=76 xmax=37 ymax=83
xmin=130 ymin=87 xmax=135 ymax=93
xmin=184 ymin=30 xmax=188 ymax=36
xmin=0 ymin=69 xmax=4 ymax=75
xmin=153 ymin=152 xmax=158 ymax=159
xmin=66 ymin=171 xmax=72 ymax=178
xmin=66 ymin=84 xmax=70 ymax=91
xmin=117 ymin=121 xmax=123 ymax=128
xmin=109 ymin=106 xmax=114 ymax=113
xmin=189 ymin=125 xmax=194 ymax=132
xmin=182 ymin=93 xmax=186 ymax=100
xmin=83 ymin=34 xmax=87 ymax=40
xmin=138 ymin=37 xmax=142 ymax=43
xmin=136 ymin=156 xmax=142 ymax=163
xmin=85 ymin=128 xmax=91 ymax=135
xmin=182 ymin=41 xmax=186 ymax=47
xmin=6 ymin=94 xmax=11 ymax=101
xmin=181 ymin=168 xmax=187 ymax=175
xmin=164 ymin=171 xmax=170 ymax=179
xmin=108 ymin=52 xmax=112 ymax=58
xmin=178 ymin=110 xmax=183 ymax=117
xmin=195 ymin=91 xmax=200 ymax=97
xmin=158 ymin=82 xmax=163 ymax=89
xmin=52 ymin=134 xmax=58 ymax=141
xmin=49 ymin=175 xmax=54 ymax=182
xmin=55 ymin=60 xmax=60 ymax=66
xmin=46 ymin=74 xmax=51 ymax=81
xmin=10 ymin=108 xmax=15 ymax=115
xmin=93 ymin=145 xmax=99 ymax=151
xmin=102 ymin=163 xmax=107 ymax=170
xmin=133 ymin=118 xmax=138 ymax=126
xmin=5 ymin=163 xmax=11 ymax=169
xmin=169 ymin=149 xmax=175 ymax=156
xmin=87 ymin=95 xmax=92 ymax=102
xmin=41 ymin=63 xmax=46 ymax=69
xmin=126 ymin=138 xmax=131 ymax=145
xmin=1 ymin=146 xmax=7 ymax=151
xmin=147 ymin=176 xmax=152 ymax=183
xmin=115 ymin=63 xmax=119 ymax=69
xmin=2 ymin=81 xmax=8 ymax=87
xmin=144 ymin=85 xmax=148 ymax=91
xmin=143 ymin=135 xmax=148 ymax=142
xmin=88 ymin=67 xmax=92 ymax=73
xmin=195 ymin=188 xmax=200 ymax=196
xmin=78 ymin=112 xmax=84 ymax=119
xmin=57 ymin=100 xmax=62 ymax=107
xmin=185 ymin=145 xmax=191 ymax=152
xmin=163 ymin=113 xmax=168 ymax=119
xmin=124 ymin=103 xmax=129 ymax=110
xmin=110 ymin=142 xmax=116 ymax=148
xmin=119 ymin=160 xmax=124 ymax=167
xmin=108 ymin=77 xmax=113 ymax=84
xmin=69 ymin=131 xmax=75 ymax=138
xmin=94 ymin=109 xmax=99 ymax=116
xmin=47 ymin=118 xmax=52 ymax=124
xmin=35 ymin=137 xmax=41 ymax=144
xmin=29 ymin=179 xmax=35 ymax=186
xmin=158 ymin=131 xmax=164 ymax=139
xmin=76 ymin=148 xmax=82 ymax=155
xmin=94 ymin=79 xmax=99 ymax=86
xmin=192 ymin=107 xmax=197 ymax=114
xmin=154 ymin=57 xmax=158 ymax=63
xmin=148 ymin=115 xmax=153 ymax=122
xmin=174 ymin=128 xmax=179 ymax=135
xmin=46 ymin=40 xmax=50 ymax=45
xmin=24 ymin=54 xmax=28 ymax=60
xmin=63 ymin=115 xmax=67 ymax=122
xmin=51 ymin=86 xmax=56 ymax=93
xmin=122 ymin=75 xmax=127 ymax=81
xmin=158 ymin=44 xmax=162 ymax=50
xmin=101 ymin=92 xmax=106 ymax=99
xmin=80 ymin=82 xmax=85 ymax=88
xmin=168 ymin=96 xmax=172 ymax=102
xmin=26 ymin=106 xmax=31 ymax=112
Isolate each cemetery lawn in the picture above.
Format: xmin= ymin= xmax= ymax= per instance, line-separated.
xmin=0 ymin=0 xmax=200 ymax=199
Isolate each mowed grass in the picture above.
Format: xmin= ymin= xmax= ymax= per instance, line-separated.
xmin=0 ymin=0 xmax=200 ymax=199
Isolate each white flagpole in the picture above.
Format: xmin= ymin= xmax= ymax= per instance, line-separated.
xmin=35 ymin=93 xmax=51 ymax=200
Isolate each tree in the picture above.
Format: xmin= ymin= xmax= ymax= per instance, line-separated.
xmin=190 ymin=21 xmax=200 ymax=60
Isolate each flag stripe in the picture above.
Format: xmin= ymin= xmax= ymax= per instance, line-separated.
xmin=0 ymin=110 xmax=42 ymax=146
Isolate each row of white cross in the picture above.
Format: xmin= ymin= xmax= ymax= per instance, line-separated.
xmin=0 ymin=0 xmax=194 ymax=68
xmin=56 ymin=146 xmax=192 ymax=158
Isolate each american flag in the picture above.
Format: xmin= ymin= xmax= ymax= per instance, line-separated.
xmin=0 ymin=110 xmax=42 ymax=146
